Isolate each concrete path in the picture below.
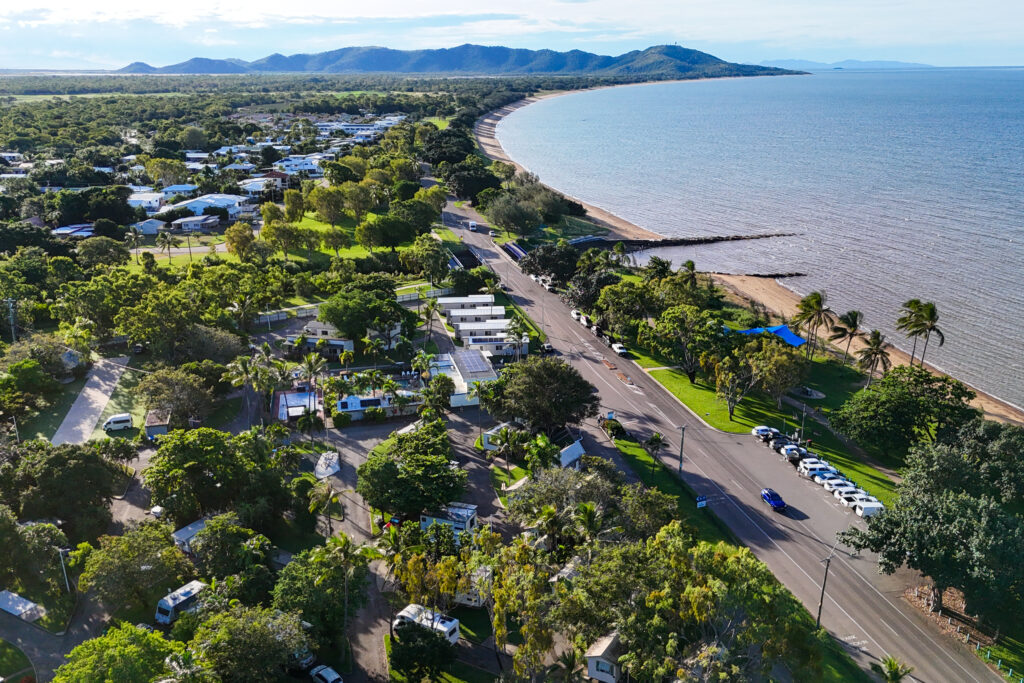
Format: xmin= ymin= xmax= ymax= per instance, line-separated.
xmin=51 ymin=357 xmax=129 ymax=445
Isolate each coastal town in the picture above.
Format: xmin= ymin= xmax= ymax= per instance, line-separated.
xmin=0 ymin=62 xmax=1022 ymax=683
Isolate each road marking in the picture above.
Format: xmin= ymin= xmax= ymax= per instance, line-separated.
xmin=881 ymin=619 xmax=899 ymax=635
xmin=730 ymin=478 xmax=743 ymax=490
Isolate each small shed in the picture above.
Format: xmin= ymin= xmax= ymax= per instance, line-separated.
xmin=0 ymin=590 xmax=45 ymax=622
xmin=145 ymin=409 xmax=171 ymax=440
xmin=585 ymin=632 xmax=623 ymax=683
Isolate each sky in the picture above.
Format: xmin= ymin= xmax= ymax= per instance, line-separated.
xmin=1 ymin=0 xmax=1022 ymax=70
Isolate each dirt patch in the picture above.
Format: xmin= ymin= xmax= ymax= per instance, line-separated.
xmin=904 ymin=585 xmax=994 ymax=649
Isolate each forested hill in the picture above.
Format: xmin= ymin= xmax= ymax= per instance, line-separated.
xmin=118 ymin=44 xmax=797 ymax=77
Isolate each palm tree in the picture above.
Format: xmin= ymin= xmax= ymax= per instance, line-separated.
xmin=156 ymin=232 xmax=181 ymax=261
xmin=299 ymin=352 xmax=327 ymax=393
xmin=612 ymin=241 xmax=628 ymax=267
xmin=895 ymin=299 xmax=924 ymax=365
xmin=296 ymin=407 xmax=324 ymax=447
xmin=915 ymin=301 xmax=944 ymax=367
xmin=420 ymin=298 xmax=441 ymax=346
xmin=411 ymin=350 xmax=436 ymax=385
xmin=793 ymin=290 xmax=834 ymax=358
xmin=525 ymin=433 xmax=561 ymax=478
xmin=223 ymin=356 xmax=256 ymax=426
xmin=829 ymin=310 xmax=864 ymax=365
xmin=338 ymin=349 xmax=354 ymax=372
xmin=311 ymin=533 xmax=381 ymax=652
xmin=870 ymin=655 xmax=914 ymax=682
xmin=376 ymin=524 xmax=424 ymax=590
xmin=158 ymin=650 xmax=215 ymax=683
xmin=535 ymin=504 xmax=569 ymax=553
xmin=679 ymin=259 xmax=698 ymax=288
xmin=553 ymin=647 xmax=586 ymax=682
xmin=124 ymin=227 xmax=143 ymax=264
xmin=467 ymin=380 xmax=489 ymax=437
xmin=363 ymin=369 xmax=384 ymax=395
xmin=492 ymin=426 xmax=530 ymax=480
xmin=506 ymin=315 xmax=529 ymax=362
xmin=299 ymin=471 xmax=340 ymax=536
xmin=363 ymin=336 xmax=385 ymax=370
xmin=574 ymin=501 xmax=603 ymax=564
xmin=856 ymin=330 xmax=892 ymax=386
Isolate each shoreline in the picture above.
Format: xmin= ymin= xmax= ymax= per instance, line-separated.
xmin=473 ymin=88 xmax=1024 ymax=427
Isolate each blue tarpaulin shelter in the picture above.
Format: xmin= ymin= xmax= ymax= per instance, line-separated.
xmin=735 ymin=325 xmax=806 ymax=348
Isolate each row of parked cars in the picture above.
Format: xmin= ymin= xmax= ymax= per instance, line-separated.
xmin=569 ymin=309 xmax=629 ymax=356
xmin=752 ymin=426 xmax=885 ymax=518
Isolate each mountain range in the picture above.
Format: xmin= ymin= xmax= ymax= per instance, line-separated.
xmin=760 ymin=59 xmax=934 ymax=71
xmin=118 ymin=44 xmax=796 ymax=77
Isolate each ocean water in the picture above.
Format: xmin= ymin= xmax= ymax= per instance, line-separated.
xmin=496 ymin=69 xmax=1024 ymax=408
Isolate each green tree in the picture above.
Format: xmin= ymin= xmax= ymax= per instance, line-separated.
xmin=224 ymin=222 xmax=255 ymax=261
xmin=914 ymin=301 xmax=944 ymax=367
xmin=487 ymin=193 xmax=542 ymax=235
xmin=856 ymin=329 xmax=892 ymax=386
xmin=190 ymin=513 xmax=271 ymax=579
xmin=53 ymin=623 xmax=180 ymax=683
xmin=138 ymin=367 xmax=214 ymax=425
xmin=189 ymin=606 xmax=311 ymax=680
xmin=753 ymin=341 xmax=807 ymax=408
xmin=77 ymin=236 xmax=130 ymax=269
xmin=482 ymin=356 xmax=599 ymax=435
xmin=297 ymin=408 xmax=325 ymax=447
xmin=828 ymin=310 xmax=863 ymax=365
xmin=260 ymin=202 xmax=284 ymax=226
xmin=146 ymin=158 xmax=188 ymax=185
xmin=712 ymin=339 xmax=763 ymax=420
xmin=115 ymin=286 xmax=197 ymax=357
xmin=390 ymin=620 xmax=457 ymax=680
xmin=297 ymin=471 xmax=341 ymax=536
xmin=260 ymin=220 xmax=301 ymax=261
xmin=404 ymin=234 xmax=449 ymax=285
xmin=420 ymin=372 xmax=455 ymax=416
xmin=156 ymin=231 xmax=181 ymax=260
xmin=792 ymin=290 xmax=833 ymax=358
xmin=525 ymin=432 xmax=562 ymax=478
xmin=283 ymin=188 xmax=305 ymax=223
xmin=77 ymin=522 xmax=191 ymax=608
xmin=646 ymin=305 xmax=726 ymax=383
xmin=124 ymin=226 xmax=143 ymax=264
xmin=895 ymin=298 xmax=924 ymax=365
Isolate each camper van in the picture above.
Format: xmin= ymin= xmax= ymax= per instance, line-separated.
xmin=393 ymin=603 xmax=461 ymax=644
xmin=103 ymin=413 xmax=133 ymax=432
xmin=154 ymin=580 xmax=207 ymax=625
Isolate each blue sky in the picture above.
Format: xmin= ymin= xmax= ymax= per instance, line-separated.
xmin=1 ymin=1 xmax=1022 ymax=70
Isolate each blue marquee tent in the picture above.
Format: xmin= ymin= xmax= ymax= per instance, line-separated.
xmin=734 ymin=324 xmax=806 ymax=348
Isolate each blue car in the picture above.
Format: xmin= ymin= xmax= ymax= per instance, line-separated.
xmin=761 ymin=488 xmax=787 ymax=512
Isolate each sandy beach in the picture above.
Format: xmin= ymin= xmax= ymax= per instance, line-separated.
xmin=713 ymin=274 xmax=1024 ymax=426
xmin=474 ymin=93 xmax=1024 ymax=427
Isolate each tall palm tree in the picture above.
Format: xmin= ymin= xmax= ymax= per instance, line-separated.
xmin=157 ymin=650 xmax=216 ymax=683
xmin=376 ymin=524 xmax=424 ymax=590
xmin=506 ymin=315 xmax=528 ymax=362
xmin=915 ymin=301 xmax=944 ymax=367
xmin=363 ymin=369 xmax=384 ymax=395
xmin=553 ymin=647 xmax=586 ymax=682
xmin=311 ymin=533 xmax=381 ymax=652
xmin=124 ymin=227 xmax=143 ymax=264
xmin=420 ymin=298 xmax=441 ymax=346
xmin=793 ymin=290 xmax=834 ymax=358
xmin=829 ymin=310 xmax=864 ymax=365
xmin=411 ymin=350 xmax=436 ymax=385
xmin=856 ymin=330 xmax=892 ymax=386
xmin=467 ymin=380 xmax=489 ymax=437
xmin=534 ymin=504 xmax=569 ymax=553
xmin=870 ymin=655 xmax=914 ymax=682
xmin=612 ymin=241 xmax=628 ymax=267
xmin=223 ymin=356 xmax=256 ymax=426
xmin=297 ymin=408 xmax=324 ymax=447
xmin=895 ymin=299 xmax=924 ymax=365
xmin=338 ymin=349 xmax=354 ymax=372
xmin=156 ymin=232 xmax=181 ymax=261
xmin=363 ymin=336 xmax=385 ymax=370
xmin=679 ymin=259 xmax=698 ymax=288
xmin=299 ymin=352 xmax=327 ymax=393
xmin=299 ymin=471 xmax=340 ymax=536
xmin=492 ymin=426 xmax=530 ymax=480
xmin=574 ymin=501 xmax=603 ymax=565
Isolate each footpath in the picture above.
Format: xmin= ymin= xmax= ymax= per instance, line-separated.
xmin=51 ymin=357 xmax=128 ymax=445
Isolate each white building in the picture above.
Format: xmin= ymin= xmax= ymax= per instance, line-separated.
xmin=420 ymin=502 xmax=478 ymax=539
xmin=166 ymin=194 xmax=248 ymax=220
xmin=585 ymin=632 xmax=622 ymax=683
xmin=128 ymin=192 xmax=165 ymax=214
xmin=132 ymin=218 xmax=166 ymax=236
xmin=463 ymin=334 xmax=528 ymax=357
xmin=446 ymin=306 xmax=506 ymax=325
xmin=437 ymin=294 xmax=494 ymax=312
xmin=238 ymin=177 xmax=273 ymax=199
xmin=172 ymin=215 xmax=220 ymax=232
xmin=454 ymin=318 xmax=512 ymax=340
xmin=160 ymin=184 xmax=199 ymax=199
xmin=430 ymin=350 xmax=498 ymax=408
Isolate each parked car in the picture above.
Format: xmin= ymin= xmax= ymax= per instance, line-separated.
xmin=570 ymin=309 xmax=581 ymax=320
xmin=781 ymin=444 xmax=808 ymax=458
xmin=103 ymin=413 xmax=133 ymax=432
xmin=751 ymin=426 xmax=780 ymax=441
xmin=854 ymin=502 xmax=886 ymax=518
xmin=579 ymin=315 xmax=590 ymax=327
xmin=489 ymin=230 xmax=498 ymax=237
xmin=467 ymin=221 xmax=478 ymax=232
xmin=499 ymin=283 xmax=510 ymax=292
xmin=309 ymin=665 xmax=343 ymax=683
xmin=760 ymin=488 xmax=787 ymax=512
xmin=823 ymin=477 xmax=856 ymax=492
xmin=546 ymin=283 xmax=557 ymax=292
xmin=840 ymin=492 xmax=878 ymax=508
xmin=796 ymin=458 xmax=827 ymax=473
xmin=770 ymin=437 xmax=794 ymax=453
xmin=831 ymin=485 xmax=866 ymax=499
xmin=611 ymin=343 xmax=628 ymax=356
xmin=541 ymin=343 xmax=554 ymax=354
xmin=802 ymin=465 xmax=839 ymax=480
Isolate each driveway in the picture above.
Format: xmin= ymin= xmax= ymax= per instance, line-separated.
xmin=51 ymin=357 xmax=128 ymax=446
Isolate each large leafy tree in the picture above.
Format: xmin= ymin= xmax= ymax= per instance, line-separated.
xmin=519 ymin=241 xmax=579 ymax=284
xmin=189 ymin=606 xmax=311 ymax=680
xmin=53 ymin=623 xmax=181 ymax=683
xmin=191 ymin=513 xmax=272 ymax=580
xmin=390 ymin=620 xmax=457 ymax=680
xmin=482 ymin=356 xmax=599 ymax=435
xmin=644 ymin=305 xmax=726 ymax=383
xmin=138 ymin=367 xmax=214 ymax=426
xmin=76 ymin=522 xmax=192 ymax=608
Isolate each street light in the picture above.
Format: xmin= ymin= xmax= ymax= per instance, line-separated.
xmin=678 ymin=424 xmax=686 ymax=473
xmin=816 ymin=541 xmax=839 ymax=628
xmin=58 ymin=547 xmax=71 ymax=593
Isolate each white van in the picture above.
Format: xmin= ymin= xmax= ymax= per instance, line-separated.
xmin=393 ymin=603 xmax=460 ymax=644
xmin=103 ymin=413 xmax=133 ymax=432
xmin=155 ymin=580 xmax=207 ymax=624
xmin=855 ymin=502 xmax=886 ymax=519
xmin=467 ymin=221 xmax=478 ymax=231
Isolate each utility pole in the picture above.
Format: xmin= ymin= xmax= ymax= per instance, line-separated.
xmin=678 ymin=424 xmax=686 ymax=473
xmin=4 ymin=298 xmax=15 ymax=342
xmin=816 ymin=541 xmax=839 ymax=628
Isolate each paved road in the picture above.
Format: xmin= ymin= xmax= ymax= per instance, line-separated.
xmin=441 ymin=200 xmax=998 ymax=682
xmin=51 ymin=357 xmax=128 ymax=445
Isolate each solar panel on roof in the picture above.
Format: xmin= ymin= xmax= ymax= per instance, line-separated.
xmin=454 ymin=350 xmax=490 ymax=374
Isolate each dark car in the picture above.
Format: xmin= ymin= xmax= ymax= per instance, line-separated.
xmin=760 ymin=488 xmax=787 ymax=512
xmin=769 ymin=437 xmax=794 ymax=453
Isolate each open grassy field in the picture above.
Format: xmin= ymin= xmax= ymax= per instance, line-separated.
xmin=424 ymin=116 xmax=451 ymax=130
xmin=490 ymin=464 xmax=528 ymax=506
xmin=89 ymin=365 xmax=150 ymax=441
xmin=19 ymin=375 xmax=87 ymax=440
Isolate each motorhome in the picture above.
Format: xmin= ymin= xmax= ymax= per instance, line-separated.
xmin=154 ymin=580 xmax=207 ymax=624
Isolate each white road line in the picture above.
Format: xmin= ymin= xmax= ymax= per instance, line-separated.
xmin=730 ymin=478 xmax=743 ymax=490
xmin=881 ymin=619 xmax=899 ymax=635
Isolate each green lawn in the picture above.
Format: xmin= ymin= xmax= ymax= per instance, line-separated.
xmin=19 ymin=375 xmax=87 ymax=440
xmin=625 ymin=342 xmax=676 ymax=370
xmin=799 ymin=357 xmax=866 ymax=413
xmin=450 ymin=606 xmax=493 ymax=643
xmin=8 ymin=577 xmax=75 ymax=633
xmin=490 ymin=464 xmax=528 ymax=506
xmin=0 ymin=640 xmax=31 ymax=678
xmin=90 ymin=367 xmax=149 ymax=441
xmin=264 ymin=514 xmax=325 ymax=554
xmin=384 ymin=635 xmax=495 ymax=683
xmin=648 ymin=369 xmax=896 ymax=507
xmin=424 ymin=116 xmax=451 ymax=130
xmin=204 ymin=397 xmax=243 ymax=430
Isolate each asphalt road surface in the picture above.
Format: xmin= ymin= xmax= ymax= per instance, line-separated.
xmin=440 ymin=202 xmax=997 ymax=683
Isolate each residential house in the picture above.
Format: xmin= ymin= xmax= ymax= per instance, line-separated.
xmin=238 ymin=177 xmax=274 ymax=199
xmin=184 ymin=151 xmax=210 ymax=162
xmin=284 ymin=320 xmax=355 ymax=359
xmin=453 ymin=318 xmax=513 ymax=341
xmin=585 ymin=632 xmax=623 ymax=683
xmin=420 ymin=502 xmax=478 ymax=541
xmin=463 ymin=334 xmax=528 ymax=358
xmin=445 ymin=306 xmax=506 ymax=325
xmin=131 ymin=218 xmax=166 ymax=236
xmin=334 ymin=387 xmax=421 ymax=421
xmin=223 ymin=162 xmax=256 ymax=172
xmin=128 ymin=192 xmax=165 ymax=214
xmin=52 ymin=224 xmax=94 ymax=238
xmin=165 ymin=193 xmax=248 ymax=221
xmin=430 ymin=350 xmax=498 ymax=408
xmin=436 ymin=294 xmax=494 ymax=312
xmin=172 ymin=215 xmax=220 ymax=233
xmin=482 ymin=423 xmax=584 ymax=468
xmin=160 ymin=184 xmax=199 ymax=200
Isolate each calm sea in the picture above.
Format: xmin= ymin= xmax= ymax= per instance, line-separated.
xmin=496 ymin=69 xmax=1024 ymax=408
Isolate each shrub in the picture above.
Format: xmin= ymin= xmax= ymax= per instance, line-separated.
xmin=364 ymin=407 xmax=386 ymax=423
xmin=602 ymin=418 xmax=626 ymax=439
xmin=332 ymin=411 xmax=353 ymax=428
